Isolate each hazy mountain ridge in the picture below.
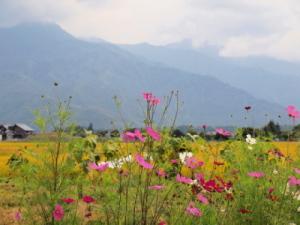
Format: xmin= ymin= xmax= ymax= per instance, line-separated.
xmin=121 ymin=41 xmax=300 ymax=106
xmin=0 ymin=23 xmax=286 ymax=128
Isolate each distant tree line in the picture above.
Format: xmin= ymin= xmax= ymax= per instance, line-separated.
xmin=66 ymin=120 xmax=300 ymax=142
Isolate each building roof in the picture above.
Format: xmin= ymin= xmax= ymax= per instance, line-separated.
xmin=2 ymin=124 xmax=12 ymax=129
xmin=15 ymin=123 xmax=34 ymax=131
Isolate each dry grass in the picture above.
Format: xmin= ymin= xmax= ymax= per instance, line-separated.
xmin=0 ymin=141 xmax=299 ymax=176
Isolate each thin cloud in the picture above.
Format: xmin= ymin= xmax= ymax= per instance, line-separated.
xmin=1 ymin=0 xmax=300 ymax=61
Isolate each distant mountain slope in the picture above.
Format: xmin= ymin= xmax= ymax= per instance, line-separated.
xmin=0 ymin=23 xmax=286 ymax=128
xmin=121 ymin=41 xmax=300 ymax=107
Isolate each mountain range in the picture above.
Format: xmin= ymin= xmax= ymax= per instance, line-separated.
xmin=0 ymin=23 xmax=291 ymax=128
xmin=121 ymin=40 xmax=300 ymax=107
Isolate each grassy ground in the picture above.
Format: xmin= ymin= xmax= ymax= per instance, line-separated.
xmin=0 ymin=140 xmax=299 ymax=225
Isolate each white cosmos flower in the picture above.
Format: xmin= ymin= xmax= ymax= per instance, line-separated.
xmin=179 ymin=152 xmax=193 ymax=164
xmin=246 ymin=134 xmax=257 ymax=145
xmin=105 ymin=155 xmax=133 ymax=169
xmin=191 ymin=179 xmax=198 ymax=185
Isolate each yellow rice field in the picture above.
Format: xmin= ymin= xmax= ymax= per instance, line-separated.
xmin=0 ymin=141 xmax=299 ymax=177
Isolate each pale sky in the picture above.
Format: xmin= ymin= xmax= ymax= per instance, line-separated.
xmin=1 ymin=0 xmax=300 ymax=61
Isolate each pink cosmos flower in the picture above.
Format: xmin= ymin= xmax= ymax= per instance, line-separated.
xmin=186 ymin=202 xmax=202 ymax=217
xmin=146 ymin=127 xmax=161 ymax=141
xmin=83 ymin=195 xmax=95 ymax=204
xmin=143 ymin=92 xmax=153 ymax=101
xmin=288 ymin=176 xmax=300 ymax=186
xmin=150 ymin=97 xmax=160 ymax=106
xmin=248 ymin=171 xmax=265 ymax=179
xmin=170 ymin=159 xmax=178 ymax=164
xmin=15 ymin=211 xmax=22 ymax=221
xmin=122 ymin=129 xmax=145 ymax=142
xmin=53 ymin=204 xmax=64 ymax=221
xmin=215 ymin=128 xmax=232 ymax=137
xmin=134 ymin=129 xmax=145 ymax=142
xmin=62 ymin=198 xmax=75 ymax=204
xmin=185 ymin=156 xmax=204 ymax=169
xmin=176 ymin=174 xmax=193 ymax=184
xmin=135 ymin=154 xmax=154 ymax=170
xmin=197 ymin=193 xmax=209 ymax=205
xmin=195 ymin=173 xmax=205 ymax=182
xmin=122 ymin=131 xmax=136 ymax=142
xmin=157 ymin=168 xmax=167 ymax=177
xmin=148 ymin=185 xmax=164 ymax=190
xmin=88 ymin=162 xmax=109 ymax=172
xmin=158 ymin=220 xmax=167 ymax=225
xmin=294 ymin=168 xmax=300 ymax=174
xmin=143 ymin=92 xmax=160 ymax=105
xmin=287 ymin=105 xmax=300 ymax=119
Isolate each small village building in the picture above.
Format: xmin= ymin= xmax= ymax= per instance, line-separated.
xmin=0 ymin=123 xmax=34 ymax=140
xmin=0 ymin=125 xmax=7 ymax=141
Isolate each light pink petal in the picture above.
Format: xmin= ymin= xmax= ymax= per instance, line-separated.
xmin=186 ymin=202 xmax=202 ymax=217
xmin=248 ymin=171 xmax=264 ymax=178
xmin=148 ymin=185 xmax=164 ymax=190
xmin=176 ymin=174 xmax=193 ymax=184
xmin=294 ymin=168 xmax=300 ymax=174
xmin=288 ymin=176 xmax=300 ymax=186
xmin=185 ymin=157 xmax=204 ymax=169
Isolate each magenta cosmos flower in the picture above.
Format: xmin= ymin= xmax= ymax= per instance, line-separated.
xmin=186 ymin=202 xmax=202 ymax=217
xmin=134 ymin=153 xmax=154 ymax=170
xmin=88 ymin=162 xmax=109 ymax=172
xmin=53 ymin=204 xmax=64 ymax=221
xmin=215 ymin=128 xmax=232 ymax=137
xmin=248 ymin=171 xmax=265 ymax=179
xmin=176 ymin=174 xmax=193 ymax=184
xmin=82 ymin=195 xmax=95 ymax=204
xmin=62 ymin=198 xmax=75 ymax=204
xmin=15 ymin=211 xmax=22 ymax=221
xmin=287 ymin=105 xmax=300 ymax=120
xmin=145 ymin=127 xmax=161 ymax=141
xmin=185 ymin=156 xmax=204 ymax=169
xmin=158 ymin=220 xmax=167 ymax=225
xmin=148 ymin=185 xmax=164 ymax=190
